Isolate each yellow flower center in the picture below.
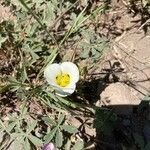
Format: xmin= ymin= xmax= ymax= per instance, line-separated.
xmin=56 ymin=73 xmax=70 ymax=87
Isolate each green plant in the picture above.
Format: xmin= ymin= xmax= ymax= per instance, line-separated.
xmin=42 ymin=113 xmax=79 ymax=149
xmin=0 ymin=106 xmax=43 ymax=150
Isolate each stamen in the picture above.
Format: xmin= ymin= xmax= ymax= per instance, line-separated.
xmin=56 ymin=73 xmax=70 ymax=87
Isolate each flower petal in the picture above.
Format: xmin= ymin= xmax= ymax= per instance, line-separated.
xmin=44 ymin=63 xmax=61 ymax=85
xmin=54 ymin=84 xmax=76 ymax=97
xmin=42 ymin=143 xmax=56 ymax=150
xmin=55 ymin=89 xmax=68 ymax=97
xmin=63 ymin=84 xmax=76 ymax=94
xmin=60 ymin=62 xmax=79 ymax=83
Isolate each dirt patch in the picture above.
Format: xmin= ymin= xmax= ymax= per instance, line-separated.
xmin=0 ymin=4 xmax=16 ymax=22
xmin=92 ymin=0 xmax=150 ymax=105
xmin=113 ymin=29 xmax=150 ymax=98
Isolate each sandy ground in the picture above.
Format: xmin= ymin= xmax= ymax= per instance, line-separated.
xmin=0 ymin=4 xmax=16 ymax=22
xmin=94 ymin=0 xmax=150 ymax=107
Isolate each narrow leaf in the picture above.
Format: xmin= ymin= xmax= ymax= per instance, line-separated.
xmin=62 ymin=125 xmax=78 ymax=134
xmin=26 ymin=120 xmax=37 ymax=134
xmin=55 ymin=129 xmax=63 ymax=148
xmin=24 ymin=138 xmax=31 ymax=150
xmin=44 ymin=127 xmax=57 ymax=143
xmin=42 ymin=116 xmax=56 ymax=126
xmin=58 ymin=113 xmax=65 ymax=125
xmin=65 ymin=139 xmax=71 ymax=150
xmin=28 ymin=134 xmax=43 ymax=146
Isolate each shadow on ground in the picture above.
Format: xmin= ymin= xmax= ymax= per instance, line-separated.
xmin=74 ymin=64 xmax=150 ymax=150
xmin=95 ymin=101 xmax=150 ymax=150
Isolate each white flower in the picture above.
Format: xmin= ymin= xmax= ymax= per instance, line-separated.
xmin=44 ymin=62 xmax=79 ymax=97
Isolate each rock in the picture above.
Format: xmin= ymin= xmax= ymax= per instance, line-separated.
xmin=97 ymin=83 xmax=141 ymax=114
xmin=100 ymin=83 xmax=141 ymax=105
